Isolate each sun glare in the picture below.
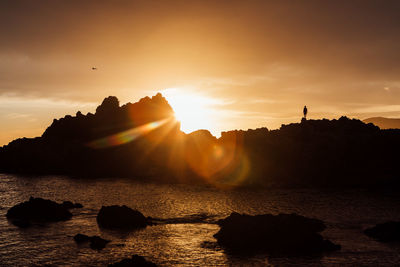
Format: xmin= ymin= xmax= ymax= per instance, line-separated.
xmin=160 ymin=88 xmax=216 ymax=134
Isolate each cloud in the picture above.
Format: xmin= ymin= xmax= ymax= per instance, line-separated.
xmin=352 ymin=104 xmax=400 ymax=114
xmin=1 ymin=0 xmax=400 ymax=142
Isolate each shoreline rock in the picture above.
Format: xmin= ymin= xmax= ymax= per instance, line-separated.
xmin=97 ymin=205 xmax=148 ymax=229
xmin=6 ymin=197 xmax=72 ymax=226
xmin=214 ymin=212 xmax=340 ymax=255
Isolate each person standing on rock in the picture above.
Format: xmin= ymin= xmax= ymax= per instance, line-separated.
xmin=303 ymin=105 xmax=308 ymax=120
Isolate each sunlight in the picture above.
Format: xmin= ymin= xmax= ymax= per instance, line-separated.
xmin=160 ymin=88 xmax=216 ymax=134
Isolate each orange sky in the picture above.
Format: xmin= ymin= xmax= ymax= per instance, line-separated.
xmin=1 ymin=0 xmax=400 ymax=145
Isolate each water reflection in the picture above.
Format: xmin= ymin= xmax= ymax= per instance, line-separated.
xmin=1 ymin=175 xmax=400 ymax=265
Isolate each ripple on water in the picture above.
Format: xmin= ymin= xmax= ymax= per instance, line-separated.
xmin=1 ymin=174 xmax=400 ymax=266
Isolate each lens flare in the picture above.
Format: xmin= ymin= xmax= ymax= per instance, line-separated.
xmin=87 ymin=118 xmax=171 ymax=149
xmin=182 ymin=131 xmax=250 ymax=185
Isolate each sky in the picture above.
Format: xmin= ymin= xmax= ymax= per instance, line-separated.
xmin=1 ymin=0 xmax=400 ymax=145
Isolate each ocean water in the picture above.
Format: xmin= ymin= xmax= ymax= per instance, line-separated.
xmin=1 ymin=174 xmax=400 ymax=266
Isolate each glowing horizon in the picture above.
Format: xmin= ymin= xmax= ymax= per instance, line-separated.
xmin=1 ymin=1 xmax=400 ymax=145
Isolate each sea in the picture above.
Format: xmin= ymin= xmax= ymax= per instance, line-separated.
xmin=1 ymin=174 xmax=400 ymax=266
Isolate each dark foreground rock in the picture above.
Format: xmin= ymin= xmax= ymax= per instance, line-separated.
xmin=97 ymin=205 xmax=148 ymax=229
xmin=6 ymin=197 xmax=72 ymax=226
xmin=364 ymin=221 xmax=400 ymax=242
xmin=73 ymin=233 xmax=110 ymax=250
xmin=214 ymin=212 xmax=340 ymax=255
xmin=108 ymin=255 xmax=157 ymax=267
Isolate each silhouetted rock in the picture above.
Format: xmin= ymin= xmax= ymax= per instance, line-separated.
xmin=74 ymin=233 xmax=91 ymax=243
xmin=1 ymin=92 xmax=399 ymax=189
xmin=214 ymin=212 xmax=340 ymax=255
xmin=97 ymin=205 xmax=148 ymax=229
xmin=62 ymin=201 xmax=83 ymax=209
xmin=6 ymin=197 xmax=72 ymax=226
xmin=0 ymin=93 xmax=185 ymax=179
xmin=364 ymin=221 xmax=400 ymax=242
xmin=108 ymin=255 xmax=157 ymax=267
xmin=218 ymin=116 xmax=400 ymax=187
xmin=96 ymin=96 xmax=120 ymax=115
xmin=73 ymin=234 xmax=110 ymax=250
xmin=89 ymin=235 xmax=110 ymax=250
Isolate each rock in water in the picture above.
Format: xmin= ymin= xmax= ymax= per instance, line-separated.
xmin=97 ymin=205 xmax=148 ymax=229
xmin=6 ymin=197 xmax=72 ymax=226
xmin=214 ymin=212 xmax=340 ymax=255
xmin=73 ymin=234 xmax=110 ymax=250
xmin=74 ymin=233 xmax=91 ymax=243
xmin=108 ymin=255 xmax=157 ymax=267
xmin=364 ymin=221 xmax=400 ymax=242
xmin=89 ymin=236 xmax=110 ymax=250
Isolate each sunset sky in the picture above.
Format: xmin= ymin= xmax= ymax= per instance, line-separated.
xmin=1 ymin=0 xmax=400 ymax=145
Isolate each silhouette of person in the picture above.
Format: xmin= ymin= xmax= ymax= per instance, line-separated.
xmin=303 ymin=106 xmax=308 ymax=119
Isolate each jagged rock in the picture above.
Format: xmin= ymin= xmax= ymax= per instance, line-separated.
xmin=96 ymin=96 xmax=120 ymax=115
xmin=61 ymin=201 xmax=83 ymax=209
xmin=1 ymin=91 xmax=399 ymax=188
xmin=97 ymin=205 xmax=148 ymax=229
xmin=364 ymin=221 xmax=400 ymax=242
xmin=6 ymin=197 xmax=72 ymax=226
xmin=108 ymin=255 xmax=157 ymax=267
xmin=214 ymin=212 xmax=340 ymax=255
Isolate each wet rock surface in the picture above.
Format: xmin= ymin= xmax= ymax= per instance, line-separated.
xmin=97 ymin=205 xmax=148 ymax=229
xmin=214 ymin=212 xmax=340 ymax=255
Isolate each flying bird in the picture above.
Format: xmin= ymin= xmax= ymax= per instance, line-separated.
xmin=92 ymin=67 xmax=97 ymax=70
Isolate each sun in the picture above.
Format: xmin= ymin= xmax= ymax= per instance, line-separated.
xmin=160 ymin=88 xmax=215 ymax=134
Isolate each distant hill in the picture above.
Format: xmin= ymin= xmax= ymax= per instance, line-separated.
xmin=363 ymin=117 xmax=400 ymax=129
xmin=1 ymin=94 xmax=400 ymax=188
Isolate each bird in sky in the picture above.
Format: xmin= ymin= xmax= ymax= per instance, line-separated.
xmin=92 ymin=67 xmax=97 ymax=70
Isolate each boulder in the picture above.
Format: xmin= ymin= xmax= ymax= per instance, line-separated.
xmin=108 ymin=255 xmax=157 ymax=267
xmin=73 ymin=234 xmax=110 ymax=250
xmin=6 ymin=197 xmax=72 ymax=226
xmin=214 ymin=212 xmax=340 ymax=255
xmin=89 ymin=236 xmax=110 ymax=250
xmin=97 ymin=205 xmax=148 ymax=229
xmin=364 ymin=221 xmax=400 ymax=242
